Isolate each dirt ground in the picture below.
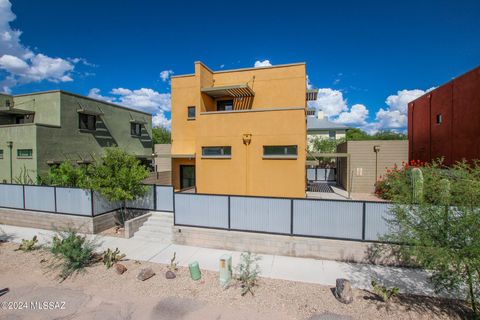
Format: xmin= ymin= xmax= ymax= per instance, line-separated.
xmin=0 ymin=242 xmax=471 ymax=320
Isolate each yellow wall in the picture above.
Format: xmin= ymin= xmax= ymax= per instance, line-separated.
xmin=171 ymin=62 xmax=307 ymax=197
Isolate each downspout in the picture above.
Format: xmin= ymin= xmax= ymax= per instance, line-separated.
xmin=7 ymin=141 xmax=13 ymax=183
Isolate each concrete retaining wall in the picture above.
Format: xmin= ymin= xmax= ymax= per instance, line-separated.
xmin=125 ymin=213 xmax=151 ymax=238
xmin=172 ymin=225 xmax=375 ymax=263
xmin=0 ymin=208 xmax=117 ymax=234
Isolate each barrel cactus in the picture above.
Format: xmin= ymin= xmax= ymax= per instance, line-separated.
xmin=411 ymin=167 xmax=424 ymax=203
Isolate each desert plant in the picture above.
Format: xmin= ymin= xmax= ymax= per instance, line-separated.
xmin=168 ymin=252 xmax=178 ymax=272
xmin=15 ymin=235 xmax=39 ymax=252
xmin=235 ymin=251 xmax=261 ymax=296
xmin=411 ymin=167 xmax=424 ymax=203
xmin=49 ymin=229 xmax=98 ymax=281
xmin=371 ymin=280 xmax=399 ymax=302
xmin=102 ymin=248 xmax=126 ymax=269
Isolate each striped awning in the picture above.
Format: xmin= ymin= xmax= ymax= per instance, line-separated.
xmin=201 ymin=84 xmax=255 ymax=98
xmin=306 ymin=89 xmax=318 ymax=101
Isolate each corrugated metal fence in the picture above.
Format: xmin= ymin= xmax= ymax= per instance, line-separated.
xmin=174 ymin=193 xmax=393 ymax=242
xmin=307 ymin=168 xmax=336 ymax=181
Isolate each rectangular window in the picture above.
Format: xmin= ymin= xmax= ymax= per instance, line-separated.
xmin=0 ymin=150 xmax=3 ymax=159
xmin=17 ymin=149 xmax=33 ymax=158
xmin=329 ymin=131 xmax=336 ymax=139
xmin=263 ymin=145 xmax=298 ymax=159
xmin=131 ymin=123 xmax=142 ymax=136
xmin=202 ymin=146 xmax=232 ymax=158
xmin=79 ymin=113 xmax=96 ymax=131
xmin=216 ymin=100 xmax=233 ymax=111
xmin=187 ymin=106 xmax=196 ymax=119
xmin=436 ymin=114 xmax=442 ymax=124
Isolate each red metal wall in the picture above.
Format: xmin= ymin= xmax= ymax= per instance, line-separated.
xmin=408 ymin=66 xmax=480 ymax=165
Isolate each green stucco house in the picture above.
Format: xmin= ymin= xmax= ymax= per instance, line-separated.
xmin=0 ymin=91 xmax=153 ymax=183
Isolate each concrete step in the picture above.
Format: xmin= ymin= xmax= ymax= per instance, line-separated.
xmin=138 ymin=224 xmax=172 ymax=233
xmin=132 ymin=234 xmax=170 ymax=243
xmin=144 ymin=218 xmax=172 ymax=225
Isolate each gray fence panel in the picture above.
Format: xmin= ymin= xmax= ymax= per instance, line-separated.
xmin=0 ymin=184 xmax=24 ymax=209
xmin=156 ymin=186 xmax=173 ymax=212
xmin=24 ymin=186 xmax=55 ymax=212
xmin=93 ymin=192 xmax=121 ymax=216
xmin=293 ymin=200 xmax=363 ymax=239
xmin=55 ymin=188 xmax=92 ymax=216
xmin=126 ymin=185 xmax=154 ymax=210
xmin=307 ymin=168 xmax=316 ymax=181
xmin=230 ymin=197 xmax=291 ymax=234
xmin=316 ymin=168 xmax=326 ymax=181
xmin=364 ymin=202 xmax=392 ymax=241
xmin=174 ymin=193 xmax=228 ymax=228
xmin=326 ymin=168 xmax=336 ymax=181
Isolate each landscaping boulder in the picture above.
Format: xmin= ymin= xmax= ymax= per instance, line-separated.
xmin=137 ymin=267 xmax=155 ymax=281
xmin=115 ymin=263 xmax=127 ymax=275
xmin=334 ymin=279 xmax=353 ymax=304
xmin=165 ymin=271 xmax=176 ymax=279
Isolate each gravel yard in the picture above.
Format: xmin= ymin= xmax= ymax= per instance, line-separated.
xmin=0 ymin=242 xmax=471 ymax=320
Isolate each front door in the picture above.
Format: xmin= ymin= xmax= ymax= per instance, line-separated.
xmin=180 ymin=165 xmax=195 ymax=189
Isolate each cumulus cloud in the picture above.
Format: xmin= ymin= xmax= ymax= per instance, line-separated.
xmin=254 ymin=60 xmax=272 ymax=68
xmin=159 ymin=69 xmax=173 ymax=82
xmin=335 ymin=104 xmax=369 ymax=125
xmin=307 ymin=84 xmax=432 ymax=133
xmin=0 ymin=0 xmax=88 ymax=91
xmin=88 ymin=87 xmax=171 ymax=128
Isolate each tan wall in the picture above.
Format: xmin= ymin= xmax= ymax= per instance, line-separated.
xmin=337 ymin=140 xmax=408 ymax=193
xmin=171 ymin=62 xmax=307 ymax=197
xmin=154 ymin=144 xmax=171 ymax=172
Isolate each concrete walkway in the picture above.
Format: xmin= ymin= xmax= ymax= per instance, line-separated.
xmin=0 ymin=224 xmax=439 ymax=298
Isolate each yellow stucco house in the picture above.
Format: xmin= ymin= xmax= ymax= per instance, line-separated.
xmin=171 ymin=61 xmax=315 ymax=198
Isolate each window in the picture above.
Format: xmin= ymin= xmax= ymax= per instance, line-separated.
xmin=0 ymin=150 xmax=3 ymax=159
xmin=329 ymin=131 xmax=336 ymax=139
xmin=187 ymin=106 xmax=196 ymax=119
xmin=131 ymin=123 xmax=142 ymax=136
xmin=202 ymin=146 xmax=232 ymax=158
xmin=263 ymin=145 xmax=297 ymax=159
xmin=17 ymin=149 xmax=33 ymax=158
xmin=436 ymin=114 xmax=443 ymax=124
xmin=79 ymin=113 xmax=96 ymax=131
xmin=216 ymin=100 xmax=233 ymax=111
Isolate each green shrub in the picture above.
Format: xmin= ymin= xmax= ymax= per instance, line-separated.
xmin=49 ymin=229 xmax=98 ymax=281
xmin=102 ymin=248 xmax=125 ymax=269
xmin=15 ymin=235 xmax=39 ymax=252
xmin=371 ymin=280 xmax=399 ymax=302
xmin=235 ymin=252 xmax=261 ymax=296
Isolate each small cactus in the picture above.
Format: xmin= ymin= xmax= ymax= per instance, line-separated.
xmin=102 ymin=248 xmax=126 ymax=269
xmin=411 ymin=167 xmax=424 ymax=203
xmin=15 ymin=235 xmax=39 ymax=252
xmin=168 ymin=252 xmax=178 ymax=272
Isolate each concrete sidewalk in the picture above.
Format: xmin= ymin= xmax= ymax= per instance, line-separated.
xmin=0 ymin=224 xmax=438 ymax=297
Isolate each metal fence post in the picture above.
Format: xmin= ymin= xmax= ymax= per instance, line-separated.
xmin=362 ymin=202 xmax=366 ymax=240
xmin=90 ymin=189 xmax=94 ymax=217
xmin=228 ymin=195 xmax=231 ymax=230
xmin=153 ymin=184 xmax=157 ymax=211
xmin=54 ymin=186 xmax=57 ymax=213
xmin=290 ymin=199 xmax=294 ymax=235
xmin=172 ymin=188 xmax=176 ymax=225
xmin=22 ymin=184 xmax=26 ymax=210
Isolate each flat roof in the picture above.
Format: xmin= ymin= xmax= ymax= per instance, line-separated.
xmin=13 ymin=90 xmax=152 ymax=116
xmin=171 ymin=61 xmax=306 ymax=78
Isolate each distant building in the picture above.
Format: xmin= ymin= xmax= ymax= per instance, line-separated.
xmin=408 ymin=66 xmax=480 ymax=165
xmin=0 ymin=91 xmax=152 ymax=183
xmin=307 ymin=108 xmax=349 ymax=151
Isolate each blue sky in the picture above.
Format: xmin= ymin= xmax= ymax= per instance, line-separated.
xmin=1 ymin=0 xmax=479 ymax=131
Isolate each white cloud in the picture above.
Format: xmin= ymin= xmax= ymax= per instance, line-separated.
xmin=88 ymin=87 xmax=171 ymax=128
xmin=159 ymin=69 xmax=173 ymax=82
xmin=0 ymin=0 xmax=87 ymax=91
xmin=309 ymin=88 xmax=348 ymax=118
xmin=385 ymin=88 xmax=431 ymax=114
xmin=335 ymin=104 xmax=369 ymax=125
xmin=254 ymin=60 xmax=272 ymax=68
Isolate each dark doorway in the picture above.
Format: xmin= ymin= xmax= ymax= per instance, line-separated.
xmin=180 ymin=165 xmax=195 ymax=189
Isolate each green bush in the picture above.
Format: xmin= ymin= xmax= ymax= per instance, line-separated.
xmin=235 ymin=252 xmax=261 ymax=296
xmin=371 ymin=280 xmax=399 ymax=302
xmin=49 ymin=229 xmax=98 ymax=281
